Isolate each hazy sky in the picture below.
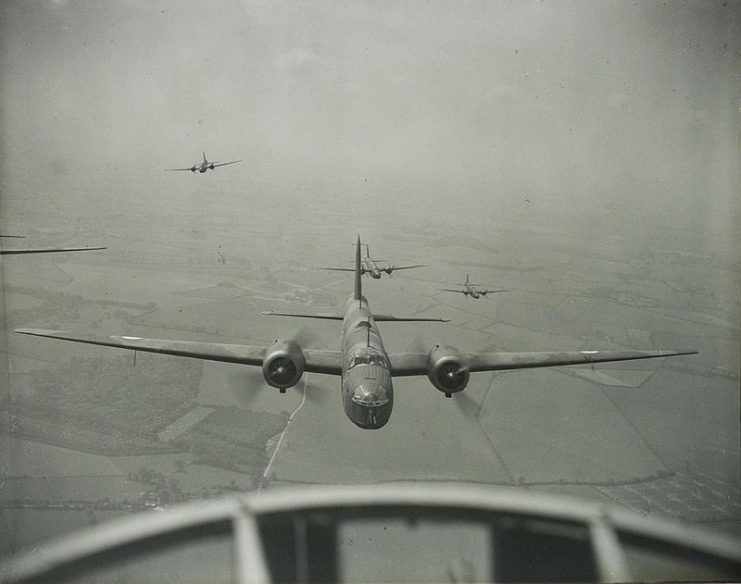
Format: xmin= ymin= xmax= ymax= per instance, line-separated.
xmin=1 ymin=0 xmax=738 ymax=243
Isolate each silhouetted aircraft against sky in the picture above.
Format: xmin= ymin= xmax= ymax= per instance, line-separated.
xmin=439 ymin=274 xmax=507 ymax=299
xmin=0 ymin=235 xmax=106 ymax=256
xmin=165 ymin=152 xmax=241 ymax=173
xmin=322 ymin=243 xmax=427 ymax=279
xmin=16 ymin=236 xmax=696 ymax=429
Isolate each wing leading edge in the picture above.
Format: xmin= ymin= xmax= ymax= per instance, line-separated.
xmin=212 ymin=160 xmax=242 ymax=168
xmin=388 ymin=349 xmax=698 ymax=376
xmin=14 ymin=329 xmax=696 ymax=381
xmin=0 ymin=247 xmax=107 ymax=256
xmin=387 ymin=264 xmax=428 ymax=271
xmin=14 ymin=328 xmax=343 ymax=375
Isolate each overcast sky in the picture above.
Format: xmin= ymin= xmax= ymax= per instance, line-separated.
xmin=1 ymin=0 xmax=738 ymax=246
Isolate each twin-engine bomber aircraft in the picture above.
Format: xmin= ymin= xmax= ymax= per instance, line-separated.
xmin=440 ymin=273 xmax=507 ymax=299
xmin=165 ymin=152 xmax=241 ymax=173
xmin=0 ymin=235 xmax=106 ymax=256
xmin=322 ymin=244 xmax=427 ymax=279
xmin=15 ymin=237 xmax=697 ymax=429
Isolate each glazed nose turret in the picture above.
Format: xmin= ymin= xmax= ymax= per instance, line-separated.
xmin=352 ymin=382 xmax=389 ymax=407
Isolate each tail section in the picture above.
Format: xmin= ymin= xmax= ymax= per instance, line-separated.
xmin=203 ymin=152 xmax=207 ymax=163
xmin=354 ymin=235 xmax=363 ymax=301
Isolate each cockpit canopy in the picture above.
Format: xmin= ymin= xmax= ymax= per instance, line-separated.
xmin=348 ymin=353 xmax=387 ymax=369
xmin=5 ymin=484 xmax=740 ymax=584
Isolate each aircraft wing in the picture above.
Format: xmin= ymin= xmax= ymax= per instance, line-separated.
xmin=14 ymin=328 xmax=343 ymax=375
xmin=319 ymin=267 xmax=356 ymax=272
xmin=164 ymin=167 xmax=194 ymax=171
xmin=388 ymin=349 xmax=697 ymax=377
xmin=1 ymin=246 xmax=107 ymax=256
xmin=481 ymin=289 xmax=508 ymax=295
xmin=388 ymin=264 xmax=428 ymax=272
xmin=212 ymin=160 xmax=242 ymax=168
xmin=438 ymin=288 xmax=466 ymax=294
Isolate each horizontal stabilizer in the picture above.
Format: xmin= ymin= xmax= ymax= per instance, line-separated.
xmin=319 ymin=267 xmax=355 ymax=272
xmin=262 ymin=310 xmax=344 ymax=320
xmin=374 ymin=314 xmax=450 ymax=322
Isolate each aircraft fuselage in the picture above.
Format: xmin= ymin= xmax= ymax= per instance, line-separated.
xmin=363 ymin=258 xmax=382 ymax=279
xmin=340 ymin=294 xmax=393 ymax=429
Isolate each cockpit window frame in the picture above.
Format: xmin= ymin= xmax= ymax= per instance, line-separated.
xmin=348 ymin=353 xmax=388 ymax=370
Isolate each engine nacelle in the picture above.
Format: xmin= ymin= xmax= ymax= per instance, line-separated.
xmin=209 ymin=163 xmax=215 ymax=170
xmin=385 ymin=267 xmax=393 ymax=275
xmin=262 ymin=340 xmax=306 ymax=391
xmin=427 ymin=344 xmax=470 ymax=397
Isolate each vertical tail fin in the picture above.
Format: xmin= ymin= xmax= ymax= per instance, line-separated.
xmin=466 ymin=274 xmax=469 ymax=285
xmin=203 ymin=152 xmax=207 ymax=163
xmin=354 ymin=235 xmax=363 ymax=301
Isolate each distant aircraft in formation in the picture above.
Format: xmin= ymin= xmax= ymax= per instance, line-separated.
xmin=16 ymin=236 xmax=697 ymax=430
xmin=0 ymin=235 xmax=106 ymax=256
xmin=322 ymin=244 xmax=427 ymax=279
xmin=165 ymin=152 xmax=241 ymax=173
xmin=439 ymin=273 xmax=507 ymax=299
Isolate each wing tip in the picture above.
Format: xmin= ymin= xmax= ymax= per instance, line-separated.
xmin=15 ymin=327 xmax=59 ymax=337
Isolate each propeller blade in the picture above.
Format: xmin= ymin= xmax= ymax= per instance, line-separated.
xmin=452 ymin=391 xmax=482 ymax=419
xmin=409 ymin=335 xmax=434 ymax=354
xmin=230 ymin=354 xmax=321 ymax=408
xmin=291 ymin=326 xmax=320 ymax=348
xmin=291 ymin=379 xmax=322 ymax=403
xmin=227 ymin=369 xmax=265 ymax=409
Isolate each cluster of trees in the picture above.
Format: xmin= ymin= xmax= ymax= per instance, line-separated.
xmin=5 ymin=355 xmax=201 ymax=454
xmin=5 ymin=289 xmax=85 ymax=329
xmin=172 ymin=408 xmax=288 ymax=480
xmin=126 ymin=466 xmax=185 ymax=504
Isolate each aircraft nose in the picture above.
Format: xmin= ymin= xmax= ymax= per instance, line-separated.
xmin=352 ymin=383 xmax=388 ymax=407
